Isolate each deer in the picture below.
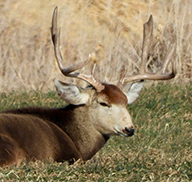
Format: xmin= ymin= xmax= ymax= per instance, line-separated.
xmin=0 ymin=7 xmax=176 ymax=167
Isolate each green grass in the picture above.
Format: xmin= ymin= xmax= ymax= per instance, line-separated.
xmin=0 ymin=83 xmax=191 ymax=181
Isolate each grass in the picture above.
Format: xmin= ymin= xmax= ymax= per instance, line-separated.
xmin=0 ymin=0 xmax=191 ymax=92
xmin=0 ymin=83 xmax=191 ymax=181
xmin=0 ymin=0 xmax=191 ymax=180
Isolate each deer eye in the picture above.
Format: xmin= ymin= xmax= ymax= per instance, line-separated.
xmin=99 ymin=102 xmax=110 ymax=107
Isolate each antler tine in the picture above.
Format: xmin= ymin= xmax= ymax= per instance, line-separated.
xmin=140 ymin=15 xmax=153 ymax=74
xmin=51 ymin=7 xmax=104 ymax=92
xmin=117 ymin=15 xmax=176 ymax=88
xmin=51 ymin=7 xmax=65 ymax=73
xmin=161 ymin=44 xmax=177 ymax=76
xmin=117 ymin=67 xmax=126 ymax=89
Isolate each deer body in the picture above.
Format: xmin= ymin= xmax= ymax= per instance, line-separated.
xmin=0 ymin=7 xmax=176 ymax=166
xmin=0 ymin=106 xmax=105 ymax=165
xmin=0 ymin=110 xmax=82 ymax=166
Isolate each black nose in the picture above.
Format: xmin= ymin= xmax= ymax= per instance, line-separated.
xmin=125 ymin=128 xmax=135 ymax=136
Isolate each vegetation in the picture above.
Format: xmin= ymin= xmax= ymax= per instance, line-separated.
xmin=0 ymin=0 xmax=191 ymax=181
xmin=0 ymin=0 xmax=191 ymax=92
xmin=0 ymin=83 xmax=191 ymax=181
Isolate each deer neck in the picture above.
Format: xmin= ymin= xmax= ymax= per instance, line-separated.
xmin=60 ymin=105 xmax=109 ymax=160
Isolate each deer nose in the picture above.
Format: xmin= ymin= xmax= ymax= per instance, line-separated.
xmin=125 ymin=127 xmax=135 ymax=136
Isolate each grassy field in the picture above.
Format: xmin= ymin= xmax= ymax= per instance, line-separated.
xmin=0 ymin=83 xmax=191 ymax=181
xmin=0 ymin=0 xmax=191 ymax=181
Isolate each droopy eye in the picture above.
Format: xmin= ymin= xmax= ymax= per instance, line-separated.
xmin=99 ymin=102 xmax=110 ymax=107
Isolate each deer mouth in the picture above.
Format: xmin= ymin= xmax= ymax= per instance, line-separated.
xmin=114 ymin=127 xmax=135 ymax=137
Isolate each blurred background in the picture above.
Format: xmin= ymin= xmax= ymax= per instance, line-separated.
xmin=0 ymin=0 xmax=191 ymax=92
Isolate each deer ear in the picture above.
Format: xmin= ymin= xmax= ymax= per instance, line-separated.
xmin=125 ymin=81 xmax=144 ymax=105
xmin=55 ymin=80 xmax=90 ymax=105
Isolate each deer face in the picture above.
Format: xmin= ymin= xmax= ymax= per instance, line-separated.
xmin=93 ymin=84 xmax=134 ymax=137
xmin=55 ymin=80 xmax=144 ymax=137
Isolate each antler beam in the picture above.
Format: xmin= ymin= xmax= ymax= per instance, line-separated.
xmin=51 ymin=7 xmax=104 ymax=92
xmin=117 ymin=15 xmax=176 ymax=89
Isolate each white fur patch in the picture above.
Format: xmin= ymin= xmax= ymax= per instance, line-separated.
xmin=55 ymin=80 xmax=90 ymax=105
xmin=125 ymin=82 xmax=144 ymax=105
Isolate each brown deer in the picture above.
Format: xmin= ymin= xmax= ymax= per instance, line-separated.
xmin=0 ymin=7 xmax=176 ymax=167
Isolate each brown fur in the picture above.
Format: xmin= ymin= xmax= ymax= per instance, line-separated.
xmin=0 ymin=104 xmax=109 ymax=166
xmin=99 ymin=84 xmax=128 ymax=106
xmin=0 ymin=111 xmax=83 ymax=166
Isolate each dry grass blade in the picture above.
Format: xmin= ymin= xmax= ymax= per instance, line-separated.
xmin=0 ymin=0 xmax=191 ymax=92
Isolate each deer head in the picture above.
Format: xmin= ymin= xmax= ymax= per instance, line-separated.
xmin=51 ymin=7 xmax=176 ymax=137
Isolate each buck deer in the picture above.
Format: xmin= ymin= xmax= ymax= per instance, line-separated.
xmin=0 ymin=7 xmax=176 ymax=167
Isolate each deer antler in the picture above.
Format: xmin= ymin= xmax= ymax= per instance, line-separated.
xmin=117 ymin=15 xmax=176 ymax=89
xmin=51 ymin=7 xmax=105 ymax=92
